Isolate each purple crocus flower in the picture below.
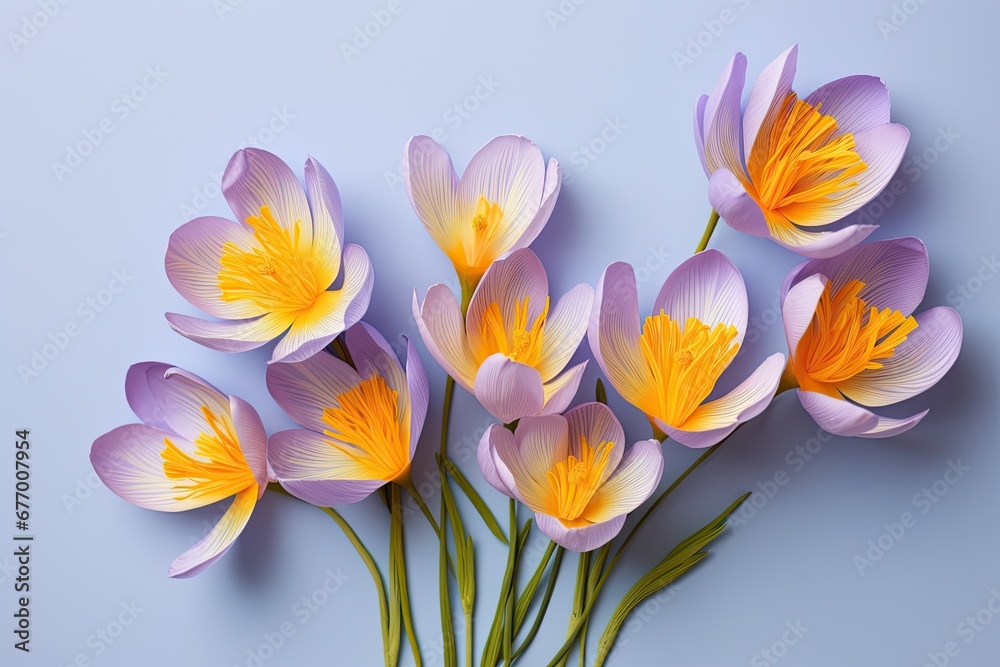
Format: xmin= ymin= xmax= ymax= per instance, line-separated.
xmin=90 ymin=363 xmax=268 ymax=577
xmin=165 ymin=148 xmax=373 ymax=364
xmin=696 ymin=45 xmax=910 ymax=258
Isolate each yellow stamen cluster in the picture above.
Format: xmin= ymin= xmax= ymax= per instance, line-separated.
xmin=747 ymin=95 xmax=867 ymax=225
xmin=322 ymin=375 xmax=409 ymax=482
xmin=797 ymin=280 xmax=918 ymax=388
xmin=162 ymin=406 xmax=255 ymax=502
xmin=218 ymin=205 xmax=325 ymax=312
xmin=479 ymin=295 xmax=551 ymax=367
xmin=544 ymin=437 xmax=614 ymax=522
xmin=638 ymin=313 xmax=740 ymax=427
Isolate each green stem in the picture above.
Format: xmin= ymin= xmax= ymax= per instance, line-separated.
xmin=391 ymin=484 xmax=422 ymax=667
xmin=503 ymin=500 xmax=518 ymax=666
xmin=556 ymin=551 xmax=591 ymax=667
xmin=511 ymin=547 xmax=564 ymax=661
xmin=465 ymin=607 xmax=474 ymax=667
xmin=268 ymin=484 xmax=392 ymax=666
xmin=695 ymin=208 xmax=720 ymax=253
xmin=606 ymin=443 xmax=722 ymax=576
xmin=439 ymin=488 xmax=457 ymax=667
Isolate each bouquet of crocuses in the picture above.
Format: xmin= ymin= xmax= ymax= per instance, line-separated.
xmin=91 ymin=45 xmax=962 ymax=666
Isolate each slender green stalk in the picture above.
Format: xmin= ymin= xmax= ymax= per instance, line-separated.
xmin=514 ymin=541 xmax=557 ymax=631
xmin=555 ymin=551 xmax=591 ymax=667
xmin=439 ymin=489 xmax=457 ymax=667
xmin=503 ymin=501 xmax=518 ymax=666
xmin=391 ymin=484 xmax=422 ymax=667
xmin=695 ymin=208 xmax=720 ymax=253
xmin=481 ymin=500 xmax=519 ymax=666
xmin=511 ymin=547 xmax=564 ymax=661
xmin=403 ymin=480 xmax=442 ymax=536
xmin=268 ymin=484 xmax=392 ymax=666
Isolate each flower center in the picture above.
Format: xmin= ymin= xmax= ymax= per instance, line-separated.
xmin=322 ymin=375 xmax=410 ymax=482
xmin=638 ymin=313 xmax=740 ymax=427
xmin=471 ymin=196 xmax=503 ymax=235
xmin=218 ymin=205 xmax=326 ymax=313
xmin=479 ymin=295 xmax=551 ymax=366
xmin=162 ymin=406 xmax=256 ymax=502
xmin=545 ymin=437 xmax=613 ymax=522
xmin=746 ymin=95 xmax=867 ymax=222
xmin=797 ymin=280 xmax=918 ymax=389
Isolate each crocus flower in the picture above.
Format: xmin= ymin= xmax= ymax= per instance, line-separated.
xmin=265 ymin=322 xmax=429 ymax=505
xmin=165 ymin=148 xmax=374 ymax=364
xmin=590 ymin=250 xmax=785 ymax=448
xmin=413 ymin=248 xmax=593 ymax=424
xmin=90 ymin=362 xmax=268 ymax=578
xmin=403 ymin=135 xmax=561 ymax=291
xmin=781 ymin=237 xmax=962 ymax=438
xmin=695 ymin=45 xmax=910 ymax=258
xmin=479 ymin=402 xmax=663 ymax=552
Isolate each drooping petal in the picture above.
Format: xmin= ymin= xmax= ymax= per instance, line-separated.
xmin=266 ymin=350 xmax=362 ymax=434
xmin=412 ymin=285 xmax=478 ymax=391
xmin=702 ymin=53 xmax=748 ymax=178
xmin=229 ymin=395 xmax=269 ymax=496
xmin=513 ymin=157 xmax=562 ymax=252
xmin=223 ymin=148 xmax=312 ymax=245
xmin=304 ymin=156 xmax=344 ymax=288
xmin=857 ymin=410 xmax=929 ymax=439
xmin=743 ymin=44 xmax=798 ymax=160
xmin=839 ymin=307 xmax=962 ymax=407
xmin=270 ymin=244 xmax=374 ymax=364
xmin=474 ymin=355 xmax=545 ymax=423
xmin=653 ymin=249 xmax=749 ymax=345
xmin=403 ymin=135 xmax=460 ymax=253
xmin=782 ymin=237 xmax=929 ymax=316
xmin=165 ymin=216 xmax=264 ymax=319
xmin=267 ymin=429 xmax=386 ymax=500
xmin=538 ymin=283 xmax=594 ymax=382
xmin=583 ymin=439 xmax=663 ymax=523
xmin=493 ymin=415 xmax=568 ymax=512
xmin=479 ymin=424 xmax=516 ymax=497
xmin=467 ymin=248 xmax=549 ymax=363
xmin=770 ymin=222 xmax=879 ymax=259
xmin=534 ymin=513 xmax=627 ymax=553
xmin=404 ymin=337 xmax=430 ymax=458
xmin=694 ymin=94 xmax=709 ymax=175
xmin=539 ymin=362 xmax=587 ymax=416
xmin=796 ymin=391 xmax=879 ymax=437
xmin=456 ymin=136 xmax=546 ymax=263
xmin=168 ymin=486 xmax=257 ymax=578
xmin=782 ymin=274 xmax=829 ymax=355
xmin=781 ymin=123 xmax=909 ymax=227
xmin=590 ymin=262 xmax=648 ymax=408
xmin=708 ymin=169 xmax=771 ymax=239
xmin=91 ymin=424 xmax=206 ymax=512
xmin=165 ymin=310 xmax=295 ymax=353
xmin=804 ymin=75 xmax=891 ymax=136
xmin=666 ymin=352 xmax=786 ymax=448
xmin=563 ymin=402 xmax=625 ymax=483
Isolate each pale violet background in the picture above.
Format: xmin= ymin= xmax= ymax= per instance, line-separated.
xmin=3 ymin=0 xmax=998 ymax=665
